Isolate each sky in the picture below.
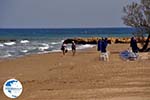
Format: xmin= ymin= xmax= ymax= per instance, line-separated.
xmin=0 ymin=0 xmax=138 ymax=28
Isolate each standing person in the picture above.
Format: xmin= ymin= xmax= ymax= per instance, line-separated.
xmin=101 ymin=38 xmax=107 ymax=53
xmin=100 ymin=38 xmax=109 ymax=61
xmin=104 ymin=38 xmax=108 ymax=47
xmin=130 ymin=37 xmax=138 ymax=53
xmin=61 ymin=42 xmax=67 ymax=55
xmin=71 ymin=41 xmax=76 ymax=56
xmin=97 ymin=39 xmax=102 ymax=51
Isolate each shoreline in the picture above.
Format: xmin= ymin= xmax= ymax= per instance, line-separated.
xmin=0 ymin=40 xmax=149 ymax=62
xmin=0 ymin=36 xmax=140 ymax=60
xmin=0 ymin=44 xmax=96 ymax=61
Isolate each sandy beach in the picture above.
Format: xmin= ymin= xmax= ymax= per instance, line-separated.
xmin=0 ymin=44 xmax=150 ymax=100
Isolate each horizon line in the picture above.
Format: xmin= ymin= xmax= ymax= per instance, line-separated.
xmin=0 ymin=26 xmax=131 ymax=29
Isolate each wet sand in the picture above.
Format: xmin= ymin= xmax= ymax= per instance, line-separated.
xmin=0 ymin=44 xmax=150 ymax=100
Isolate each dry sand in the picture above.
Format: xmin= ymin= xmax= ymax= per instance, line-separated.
xmin=0 ymin=44 xmax=150 ymax=100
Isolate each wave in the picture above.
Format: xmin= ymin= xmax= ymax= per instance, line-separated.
xmin=0 ymin=43 xmax=4 ymax=47
xmin=38 ymin=43 xmax=49 ymax=51
xmin=48 ymin=44 xmax=95 ymax=53
xmin=51 ymin=50 xmax=61 ymax=52
xmin=0 ymin=53 xmax=12 ymax=58
xmin=49 ymin=46 xmax=54 ymax=48
xmin=50 ymin=41 xmax=62 ymax=45
xmin=77 ymin=44 xmax=95 ymax=50
xmin=20 ymin=50 xmax=28 ymax=53
xmin=4 ymin=42 xmax=16 ymax=46
xmin=20 ymin=40 xmax=30 ymax=44
xmin=0 ymin=41 xmax=96 ymax=59
xmin=37 ymin=51 xmax=51 ymax=54
xmin=61 ymin=40 xmax=64 ymax=43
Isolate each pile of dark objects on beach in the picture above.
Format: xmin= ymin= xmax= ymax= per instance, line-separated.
xmin=64 ymin=37 xmax=147 ymax=44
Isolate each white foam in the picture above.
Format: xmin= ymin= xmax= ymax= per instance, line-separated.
xmin=51 ymin=50 xmax=61 ymax=52
xmin=21 ymin=50 xmax=28 ymax=53
xmin=27 ymin=46 xmax=37 ymax=50
xmin=4 ymin=42 xmax=16 ymax=46
xmin=41 ymin=43 xmax=49 ymax=46
xmin=61 ymin=40 xmax=64 ymax=43
xmin=51 ymin=41 xmax=62 ymax=45
xmin=20 ymin=40 xmax=30 ymax=44
xmin=37 ymin=51 xmax=51 ymax=54
xmin=50 ymin=46 xmax=54 ymax=48
xmin=38 ymin=43 xmax=49 ymax=51
xmin=77 ymin=44 xmax=95 ymax=50
xmin=0 ymin=53 xmax=12 ymax=58
xmin=51 ymin=44 xmax=95 ymax=53
xmin=0 ymin=43 xmax=4 ymax=47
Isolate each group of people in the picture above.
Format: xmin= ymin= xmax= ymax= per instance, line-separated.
xmin=97 ymin=36 xmax=139 ymax=61
xmin=61 ymin=36 xmax=139 ymax=61
xmin=61 ymin=41 xmax=76 ymax=56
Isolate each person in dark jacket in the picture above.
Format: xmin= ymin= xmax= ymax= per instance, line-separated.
xmin=104 ymin=38 xmax=108 ymax=47
xmin=98 ymin=38 xmax=109 ymax=61
xmin=130 ymin=37 xmax=138 ymax=53
xmin=101 ymin=38 xmax=107 ymax=53
xmin=97 ymin=39 xmax=102 ymax=51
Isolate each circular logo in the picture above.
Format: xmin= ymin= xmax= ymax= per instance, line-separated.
xmin=3 ymin=79 xmax=23 ymax=98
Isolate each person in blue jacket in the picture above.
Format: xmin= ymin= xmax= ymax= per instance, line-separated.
xmin=130 ymin=37 xmax=138 ymax=53
xmin=97 ymin=38 xmax=108 ymax=52
xmin=97 ymin=39 xmax=102 ymax=51
xmin=98 ymin=38 xmax=109 ymax=61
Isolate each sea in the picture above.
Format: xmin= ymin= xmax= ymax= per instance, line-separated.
xmin=0 ymin=28 xmax=137 ymax=59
